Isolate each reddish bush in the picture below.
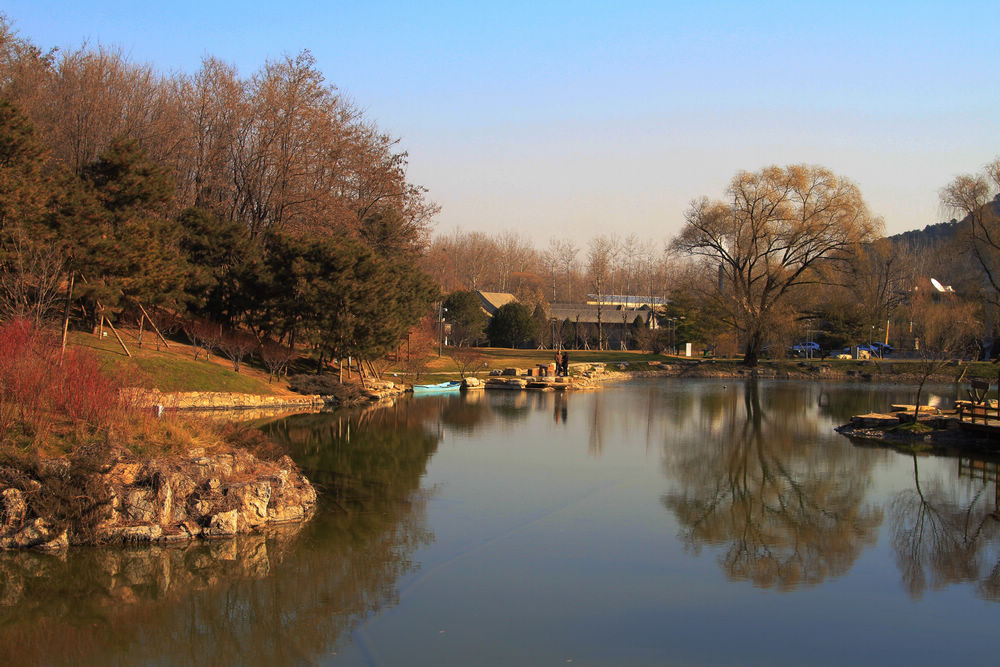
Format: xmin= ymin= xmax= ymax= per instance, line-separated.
xmin=0 ymin=319 xmax=137 ymax=439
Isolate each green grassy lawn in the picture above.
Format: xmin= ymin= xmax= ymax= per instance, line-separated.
xmin=72 ymin=329 xmax=285 ymax=395
xmin=403 ymin=347 xmax=1000 ymax=384
xmin=395 ymin=348 xmax=673 ymax=382
xmin=71 ymin=327 xmax=1000 ymax=393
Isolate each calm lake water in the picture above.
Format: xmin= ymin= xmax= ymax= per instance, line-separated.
xmin=3 ymin=378 xmax=1000 ymax=666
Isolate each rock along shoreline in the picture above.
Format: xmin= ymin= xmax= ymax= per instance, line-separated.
xmin=0 ymin=446 xmax=317 ymax=551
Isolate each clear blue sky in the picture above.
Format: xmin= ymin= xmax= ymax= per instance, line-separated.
xmin=5 ymin=1 xmax=998 ymax=245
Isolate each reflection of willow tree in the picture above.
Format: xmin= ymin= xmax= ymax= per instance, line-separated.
xmin=0 ymin=403 xmax=441 ymax=665
xmin=662 ymin=380 xmax=883 ymax=590
xmin=890 ymin=456 xmax=1000 ymax=601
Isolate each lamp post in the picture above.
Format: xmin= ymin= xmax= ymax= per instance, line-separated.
xmin=667 ymin=317 xmax=678 ymax=355
xmin=438 ymin=304 xmax=447 ymax=357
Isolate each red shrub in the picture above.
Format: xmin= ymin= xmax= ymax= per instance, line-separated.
xmin=0 ymin=319 xmax=135 ymax=437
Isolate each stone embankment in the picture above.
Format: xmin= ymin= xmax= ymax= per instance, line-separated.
xmin=133 ymin=381 xmax=406 ymax=413
xmin=135 ymin=389 xmax=325 ymax=411
xmin=0 ymin=447 xmax=316 ymax=551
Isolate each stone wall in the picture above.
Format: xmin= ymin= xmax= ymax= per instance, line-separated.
xmin=134 ymin=389 xmax=325 ymax=411
xmin=131 ymin=382 xmax=406 ymax=412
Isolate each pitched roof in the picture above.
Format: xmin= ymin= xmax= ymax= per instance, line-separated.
xmin=477 ymin=291 xmax=518 ymax=315
xmin=548 ymin=303 xmax=651 ymax=325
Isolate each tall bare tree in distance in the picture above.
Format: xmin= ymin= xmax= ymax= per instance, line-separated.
xmin=587 ymin=236 xmax=613 ymax=350
xmin=672 ymin=165 xmax=881 ymax=366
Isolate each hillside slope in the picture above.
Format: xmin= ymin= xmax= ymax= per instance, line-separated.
xmin=73 ymin=329 xmax=292 ymax=395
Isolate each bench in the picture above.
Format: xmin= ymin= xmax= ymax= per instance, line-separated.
xmin=961 ymin=380 xmax=997 ymax=424
xmin=969 ymin=379 xmax=991 ymax=405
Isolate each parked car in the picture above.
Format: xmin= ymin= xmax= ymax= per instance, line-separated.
xmin=789 ymin=341 xmax=821 ymax=355
xmin=871 ymin=342 xmax=894 ymax=356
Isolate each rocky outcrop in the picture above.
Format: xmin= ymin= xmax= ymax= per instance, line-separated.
xmin=0 ymin=449 xmax=316 ymax=550
xmin=461 ymin=377 xmax=484 ymax=389
xmin=483 ymin=364 xmax=617 ymax=391
xmin=362 ymin=379 xmax=407 ymax=402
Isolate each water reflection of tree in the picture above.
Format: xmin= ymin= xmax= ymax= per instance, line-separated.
xmin=0 ymin=403 xmax=441 ymax=665
xmin=441 ymin=391 xmax=494 ymax=433
xmin=662 ymin=380 xmax=883 ymax=590
xmin=890 ymin=456 xmax=1000 ymax=601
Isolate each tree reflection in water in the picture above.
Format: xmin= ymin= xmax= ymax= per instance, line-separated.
xmin=890 ymin=455 xmax=1000 ymax=601
xmin=662 ymin=379 xmax=883 ymax=590
xmin=0 ymin=401 xmax=441 ymax=666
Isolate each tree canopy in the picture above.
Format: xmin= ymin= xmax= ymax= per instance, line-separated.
xmin=486 ymin=302 xmax=538 ymax=348
xmin=442 ymin=290 xmax=487 ymax=346
xmin=673 ymin=164 xmax=882 ymax=366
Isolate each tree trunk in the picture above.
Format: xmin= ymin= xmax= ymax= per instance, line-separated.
xmin=913 ymin=378 xmax=926 ymax=423
xmin=59 ymin=272 xmax=75 ymax=365
xmin=742 ymin=331 xmax=762 ymax=367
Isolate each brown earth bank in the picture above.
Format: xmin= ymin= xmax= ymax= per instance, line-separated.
xmin=0 ymin=445 xmax=316 ymax=551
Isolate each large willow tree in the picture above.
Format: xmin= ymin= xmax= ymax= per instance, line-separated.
xmin=673 ymin=165 xmax=882 ymax=366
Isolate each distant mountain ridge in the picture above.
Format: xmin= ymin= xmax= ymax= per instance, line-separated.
xmin=887 ymin=219 xmax=960 ymax=248
xmin=887 ymin=198 xmax=1000 ymax=249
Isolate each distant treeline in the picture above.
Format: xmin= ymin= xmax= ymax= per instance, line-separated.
xmin=889 ymin=219 xmax=959 ymax=248
xmin=0 ymin=16 xmax=438 ymax=364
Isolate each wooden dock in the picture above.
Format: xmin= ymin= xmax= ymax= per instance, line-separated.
xmin=843 ymin=404 xmax=1000 ymax=445
xmin=955 ymin=400 xmax=1000 ymax=436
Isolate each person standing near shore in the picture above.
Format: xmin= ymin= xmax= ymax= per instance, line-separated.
xmin=561 ymin=350 xmax=569 ymax=376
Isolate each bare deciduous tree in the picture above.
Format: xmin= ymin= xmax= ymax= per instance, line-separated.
xmin=554 ymin=238 xmax=579 ymax=302
xmin=845 ymin=238 xmax=914 ymax=329
xmin=259 ymin=338 xmax=295 ymax=382
xmin=672 ymin=165 xmax=882 ymax=366
xmin=940 ymin=158 xmax=1000 ymax=309
xmin=217 ymin=328 xmax=258 ymax=373
xmin=905 ymin=291 xmax=978 ymax=420
xmin=0 ymin=235 xmax=64 ymax=325
xmin=448 ymin=345 xmax=485 ymax=378
xmin=587 ymin=236 xmax=613 ymax=350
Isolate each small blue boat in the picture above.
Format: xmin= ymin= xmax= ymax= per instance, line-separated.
xmin=412 ymin=381 xmax=462 ymax=395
